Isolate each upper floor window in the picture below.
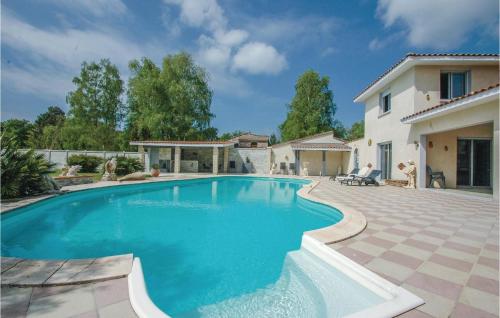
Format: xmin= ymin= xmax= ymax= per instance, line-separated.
xmin=380 ymin=90 xmax=391 ymax=114
xmin=440 ymin=71 xmax=470 ymax=99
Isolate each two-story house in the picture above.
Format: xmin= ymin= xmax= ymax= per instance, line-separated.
xmin=346 ymin=53 xmax=499 ymax=198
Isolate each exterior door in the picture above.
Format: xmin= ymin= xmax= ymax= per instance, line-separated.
xmin=457 ymin=139 xmax=491 ymax=187
xmin=380 ymin=143 xmax=392 ymax=180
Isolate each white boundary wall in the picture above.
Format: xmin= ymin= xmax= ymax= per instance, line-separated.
xmin=20 ymin=149 xmax=148 ymax=169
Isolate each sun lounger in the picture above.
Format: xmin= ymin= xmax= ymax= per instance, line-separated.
xmin=330 ymin=168 xmax=359 ymax=181
xmin=338 ymin=167 xmax=370 ymax=185
xmin=350 ymin=170 xmax=381 ymax=186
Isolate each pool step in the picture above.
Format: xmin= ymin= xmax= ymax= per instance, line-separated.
xmin=177 ymin=249 xmax=383 ymax=318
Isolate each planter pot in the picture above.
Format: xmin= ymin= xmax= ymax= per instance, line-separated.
xmin=150 ymin=168 xmax=160 ymax=177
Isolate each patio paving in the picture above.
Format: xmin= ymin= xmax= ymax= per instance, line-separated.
xmin=0 ymin=255 xmax=136 ymax=318
xmin=311 ymin=180 xmax=499 ymax=318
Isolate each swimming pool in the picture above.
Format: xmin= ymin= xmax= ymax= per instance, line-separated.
xmin=2 ymin=177 xmax=389 ymax=317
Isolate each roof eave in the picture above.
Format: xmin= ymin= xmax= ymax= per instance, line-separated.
xmin=129 ymin=141 xmax=235 ymax=147
xmin=354 ymin=55 xmax=499 ymax=103
xmin=401 ymin=86 xmax=499 ymax=124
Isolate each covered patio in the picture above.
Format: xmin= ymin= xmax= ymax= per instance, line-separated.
xmin=130 ymin=140 xmax=235 ymax=174
xmin=401 ymin=84 xmax=499 ymax=198
xmin=424 ymin=123 xmax=494 ymax=194
xmin=291 ymin=142 xmax=352 ymax=176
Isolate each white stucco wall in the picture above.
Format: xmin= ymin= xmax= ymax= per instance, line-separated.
xmin=413 ymin=65 xmax=499 ymax=113
xmin=362 ymin=67 xmax=417 ymax=181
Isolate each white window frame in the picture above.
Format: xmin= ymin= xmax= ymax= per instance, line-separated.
xmin=440 ymin=71 xmax=471 ymax=100
xmin=379 ymin=89 xmax=391 ymax=115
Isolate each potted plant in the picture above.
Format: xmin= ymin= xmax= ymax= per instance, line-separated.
xmin=151 ymin=163 xmax=160 ymax=177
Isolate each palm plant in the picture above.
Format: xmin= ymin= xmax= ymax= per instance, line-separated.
xmin=1 ymin=135 xmax=56 ymax=199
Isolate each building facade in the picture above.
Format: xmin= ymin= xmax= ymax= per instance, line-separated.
xmin=271 ymin=132 xmax=351 ymax=176
xmin=344 ymin=53 xmax=499 ymax=198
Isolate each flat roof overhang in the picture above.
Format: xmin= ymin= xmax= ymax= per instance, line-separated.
xmin=354 ymin=55 xmax=499 ymax=103
xmin=130 ymin=141 xmax=235 ymax=148
xmin=291 ymin=143 xmax=352 ymax=152
xmin=401 ymin=85 xmax=499 ymax=124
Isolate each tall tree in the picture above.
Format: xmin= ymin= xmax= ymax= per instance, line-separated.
xmin=269 ymin=133 xmax=280 ymax=145
xmin=126 ymin=53 xmax=215 ymax=142
xmin=0 ymin=119 xmax=34 ymax=148
xmin=279 ymin=70 xmax=336 ymax=141
xmin=30 ymin=106 xmax=66 ymax=149
xmin=66 ymin=59 xmax=124 ymax=150
xmin=219 ymin=130 xmax=246 ymax=141
xmin=332 ymin=119 xmax=348 ymax=140
xmin=348 ymin=120 xmax=364 ymax=140
xmin=34 ymin=106 xmax=65 ymax=129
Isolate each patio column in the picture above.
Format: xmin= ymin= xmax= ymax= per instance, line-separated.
xmin=418 ymin=135 xmax=427 ymax=189
xmin=322 ymin=150 xmax=326 ymax=176
xmin=212 ymin=146 xmax=219 ymax=174
xmin=295 ymin=150 xmax=300 ymax=176
xmin=174 ymin=146 xmax=181 ymax=174
xmin=223 ymin=147 xmax=229 ymax=173
xmin=493 ymin=121 xmax=499 ymax=199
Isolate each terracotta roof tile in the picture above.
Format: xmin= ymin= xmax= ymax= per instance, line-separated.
xmin=354 ymin=53 xmax=499 ymax=101
xmin=230 ymin=133 xmax=269 ymax=142
xmin=401 ymin=83 xmax=500 ymax=122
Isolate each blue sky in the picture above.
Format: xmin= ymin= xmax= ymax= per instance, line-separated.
xmin=2 ymin=0 xmax=498 ymax=136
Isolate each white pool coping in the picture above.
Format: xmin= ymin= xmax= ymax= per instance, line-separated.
xmin=129 ymin=258 xmax=171 ymax=318
xmin=301 ymin=235 xmax=424 ymax=318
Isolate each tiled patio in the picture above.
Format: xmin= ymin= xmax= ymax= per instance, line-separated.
xmin=1 ymin=255 xmax=137 ymax=318
xmin=311 ymin=180 xmax=499 ymax=318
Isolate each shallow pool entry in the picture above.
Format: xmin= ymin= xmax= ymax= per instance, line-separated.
xmin=1 ymin=177 xmax=383 ymax=316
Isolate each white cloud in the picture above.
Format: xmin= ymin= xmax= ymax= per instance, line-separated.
xmin=1 ymin=9 xmax=164 ymax=101
xmin=244 ymin=15 xmax=339 ymax=46
xmin=214 ymin=29 xmax=248 ymax=47
xmin=2 ymin=64 xmax=74 ymax=100
xmin=163 ymin=0 xmax=226 ymax=32
xmin=232 ymin=42 xmax=287 ymax=75
xmin=321 ymin=47 xmax=337 ymax=57
xmin=368 ymin=31 xmax=404 ymax=51
xmin=163 ymin=0 xmax=288 ymax=78
xmin=376 ymin=0 xmax=499 ymax=49
xmin=198 ymin=45 xmax=231 ymax=69
xmin=45 ymin=0 xmax=128 ymax=17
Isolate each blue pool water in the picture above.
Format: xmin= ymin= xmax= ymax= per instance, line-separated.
xmin=2 ymin=177 xmax=382 ymax=316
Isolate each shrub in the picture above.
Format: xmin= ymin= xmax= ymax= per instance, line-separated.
xmin=1 ymin=136 xmax=56 ymax=199
xmin=67 ymin=155 xmax=104 ymax=173
xmin=101 ymin=156 xmax=144 ymax=176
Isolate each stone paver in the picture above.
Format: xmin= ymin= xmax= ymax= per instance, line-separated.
xmin=1 ymin=254 xmax=132 ymax=287
xmin=1 ymin=278 xmax=136 ymax=318
xmin=312 ymin=181 xmax=499 ymax=318
xmin=1 ymin=255 xmax=136 ymax=318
